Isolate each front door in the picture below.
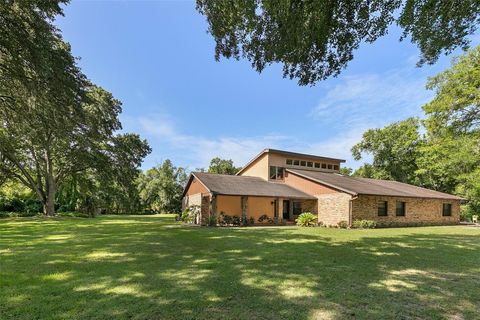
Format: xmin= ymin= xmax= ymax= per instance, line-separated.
xmin=283 ymin=200 xmax=290 ymax=220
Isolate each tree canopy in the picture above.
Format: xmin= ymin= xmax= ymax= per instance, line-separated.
xmin=353 ymin=46 xmax=480 ymax=219
xmin=196 ymin=0 xmax=480 ymax=85
xmin=137 ymin=160 xmax=188 ymax=214
xmin=207 ymin=157 xmax=241 ymax=175
xmin=0 ymin=1 xmax=151 ymax=215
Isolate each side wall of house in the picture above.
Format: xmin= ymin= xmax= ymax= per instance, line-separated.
xmin=216 ymin=195 xmax=243 ymax=216
xmin=317 ymin=193 xmax=352 ymax=226
xmin=216 ymin=195 xmax=276 ymax=222
xmin=239 ymin=153 xmax=269 ymax=180
xmin=352 ymin=195 xmax=460 ymax=226
xmin=284 ymin=172 xmax=350 ymax=226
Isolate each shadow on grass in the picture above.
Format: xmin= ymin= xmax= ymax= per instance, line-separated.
xmin=1 ymin=215 xmax=479 ymax=319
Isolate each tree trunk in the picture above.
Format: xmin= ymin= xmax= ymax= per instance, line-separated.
xmin=44 ymin=148 xmax=56 ymax=216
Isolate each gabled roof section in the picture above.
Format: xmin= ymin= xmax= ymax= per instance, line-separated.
xmin=185 ymin=172 xmax=315 ymax=199
xmin=236 ymin=148 xmax=346 ymax=175
xmin=286 ymin=169 xmax=464 ymax=200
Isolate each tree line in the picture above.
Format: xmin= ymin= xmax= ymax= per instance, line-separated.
xmin=346 ymin=46 xmax=479 ymax=219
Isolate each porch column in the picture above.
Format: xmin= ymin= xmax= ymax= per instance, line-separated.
xmin=289 ymin=200 xmax=294 ymax=221
xmin=210 ymin=194 xmax=217 ymax=217
xmin=278 ymin=198 xmax=284 ymax=221
xmin=241 ymin=196 xmax=248 ymax=223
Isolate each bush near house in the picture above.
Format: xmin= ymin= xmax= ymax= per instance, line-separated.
xmin=352 ymin=219 xmax=377 ymax=229
xmin=295 ymin=212 xmax=317 ymax=227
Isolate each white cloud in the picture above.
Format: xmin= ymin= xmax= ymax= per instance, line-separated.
xmin=134 ymin=114 xmax=290 ymax=170
xmin=311 ymin=67 xmax=433 ymax=129
xmin=307 ymin=65 xmax=437 ymax=169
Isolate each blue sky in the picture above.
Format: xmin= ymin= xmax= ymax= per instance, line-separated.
xmin=56 ymin=1 xmax=476 ymax=171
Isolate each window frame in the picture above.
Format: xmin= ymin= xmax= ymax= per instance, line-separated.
xmin=321 ymin=163 xmax=327 ymax=169
xmin=293 ymin=201 xmax=302 ymax=215
xmin=314 ymin=162 xmax=320 ymax=168
xmin=307 ymin=161 xmax=313 ymax=167
xmin=293 ymin=160 xmax=300 ymax=166
xmin=327 ymin=164 xmax=333 ymax=170
xmin=286 ymin=159 xmax=293 ymax=165
xmin=269 ymin=166 xmax=284 ymax=180
xmin=300 ymin=160 xmax=306 ymax=166
xmin=396 ymin=201 xmax=406 ymax=216
xmin=333 ymin=165 xmax=339 ymax=171
xmin=442 ymin=203 xmax=452 ymax=216
xmin=377 ymin=201 xmax=388 ymax=216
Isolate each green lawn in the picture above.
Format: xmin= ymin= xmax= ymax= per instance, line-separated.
xmin=1 ymin=215 xmax=479 ymax=320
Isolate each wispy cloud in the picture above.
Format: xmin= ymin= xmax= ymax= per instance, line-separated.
xmin=308 ymin=65 xmax=436 ymax=168
xmin=311 ymin=67 xmax=433 ymax=129
xmin=132 ymin=113 xmax=291 ymax=170
xmin=124 ymin=63 xmax=437 ymax=171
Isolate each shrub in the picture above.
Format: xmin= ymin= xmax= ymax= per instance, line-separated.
xmin=57 ymin=212 xmax=90 ymax=218
xmin=203 ymin=214 xmax=217 ymax=227
xmin=180 ymin=208 xmax=190 ymax=222
xmin=337 ymin=220 xmax=348 ymax=229
xmin=295 ymin=212 xmax=317 ymax=227
xmin=221 ymin=213 xmax=233 ymax=226
xmin=248 ymin=217 xmax=255 ymax=225
xmin=258 ymin=214 xmax=269 ymax=223
xmin=231 ymin=215 xmax=241 ymax=226
xmin=352 ymin=219 xmax=377 ymax=229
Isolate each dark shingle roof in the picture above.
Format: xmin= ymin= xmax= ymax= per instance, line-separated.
xmin=287 ymin=169 xmax=463 ymax=200
xmin=191 ymin=172 xmax=315 ymax=199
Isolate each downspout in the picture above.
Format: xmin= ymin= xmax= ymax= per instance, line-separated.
xmin=349 ymin=195 xmax=358 ymax=228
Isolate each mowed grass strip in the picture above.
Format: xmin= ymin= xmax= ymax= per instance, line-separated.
xmin=0 ymin=215 xmax=479 ymax=320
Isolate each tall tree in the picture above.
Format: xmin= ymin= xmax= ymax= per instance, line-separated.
xmin=137 ymin=160 xmax=188 ymax=214
xmin=207 ymin=157 xmax=240 ymax=175
xmin=418 ymin=45 xmax=480 ymax=214
xmin=351 ymin=118 xmax=423 ymax=184
xmin=196 ymin=0 xmax=480 ymax=85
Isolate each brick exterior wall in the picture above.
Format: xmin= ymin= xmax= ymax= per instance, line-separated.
xmin=317 ymin=193 xmax=351 ymax=226
xmin=352 ymin=195 xmax=460 ymax=226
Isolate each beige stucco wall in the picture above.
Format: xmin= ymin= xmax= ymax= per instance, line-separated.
xmin=352 ymin=195 xmax=461 ymax=226
xmin=317 ymin=193 xmax=352 ymax=226
xmin=216 ymin=195 xmax=243 ymax=216
xmin=284 ymin=172 xmax=339 ymax=195
xmin=239 ymin=153 xmax=269 ymax=180
xmin=186 ymin=178 xmax=209 ymax=196
xmin=248 ymin=196 xmax=276 ymax=221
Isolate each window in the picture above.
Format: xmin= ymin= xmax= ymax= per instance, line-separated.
xmin=300 ymin=160 xmax=306 ymax=166
xmin=293 ymin=160 xmax=300 ymax=166
xmin=378 ymin=201 xmax=388 ymax=216
xmin=333 ymin=165 xmax=339 ymax=170
xmin=321 ymin=163 xmax=327 ymax=169
xmin=396 ymin=201 xmax=406 ymax=216
xmin=293 ymin=201 xmax=302 ymax=215
xmin=286 ymin=159 xmax=293 ymax=165
xmin=269 ymin=166 xmax=284 ymax=180
xmin=314 ymin=162 xmax=320 ymax=168
xmin=443 ymin=203 xmax=452 ymax=216
xmin=327 ymin=164 xmax=333 ymax=170
xmin=307 ymin=161 xmax=313 ymax=167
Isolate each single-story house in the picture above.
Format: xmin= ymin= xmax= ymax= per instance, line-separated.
xmin=182 ymin=149 xmax=463 ymax=227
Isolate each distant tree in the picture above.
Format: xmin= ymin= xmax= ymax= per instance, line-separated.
xmin=0 ymin=84 xmax=148 ymax=215
xmin=351 ymin=118 xmax=423 ymax=184
xmin=207 ymin=157 xmax=240 ymax=175
xmin=352 ymin=164 xmax=376 ymax=179
xmin=137 ymin=160 xmax=188 ymax=214
xmin=339 ymin=167 xmax=353 ymax=176
xmin=418 ymin=46 xmax=480 ymax=215
xmin=196 ymin=0 xmax=480 ymax=85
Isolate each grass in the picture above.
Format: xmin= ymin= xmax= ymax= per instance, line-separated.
xmin=1 ymin=215 xmax=479 ymax=320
